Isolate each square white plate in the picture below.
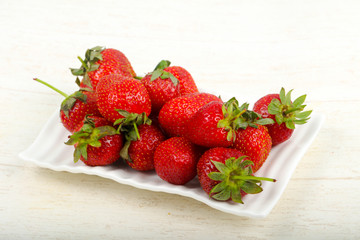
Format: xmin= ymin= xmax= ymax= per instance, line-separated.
xmin=19 ymin=92 xmax=325 ymax=218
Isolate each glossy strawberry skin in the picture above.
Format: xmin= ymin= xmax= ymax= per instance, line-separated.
xmin=232 ymin=124 xmax=272 ymax=172
xmin=60 ymin=91 xmax=101 ymax=133
xmin=127 ymin=124 xmax=166 ymax=171
xmin=81 ymin=134 xmax=123 ymax=166
xmin=96 ymin=74 xmax=152 ymax=123
xmin=185 ymin=101 xmax=232 ymax=148
xmin=76 ymin=116 xmax=123 ymax=166
xmin=253 ymin=94 xmax=294 ymax=145
xmin=153 ymin=137 xmax=201 ymax=185
xmin=197 ymin=147 xmax=245 ymax=195
xmin=158 ymin=92 xmax=222 ymax=137
xmin=164 ymin=66 xmax=198 ymax=96
xmin=141 ymin=73 xmax=181 ymax=113
xmin=81 ymin=48 xmax=136 ymax=90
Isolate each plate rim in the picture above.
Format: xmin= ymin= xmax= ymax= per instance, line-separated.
xmin=19 ymin=99 xmax=325 ymax=218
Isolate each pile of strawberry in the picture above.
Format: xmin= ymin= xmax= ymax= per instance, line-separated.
xmin=35 ymin=46 xmax=312 ymax=204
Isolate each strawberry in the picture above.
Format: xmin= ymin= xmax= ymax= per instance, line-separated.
xmin=141 ymin=60 xmax=199 ymax=113
xmin=126 ymin=124 xmax=166 ymax=171
xmin=33 ymin=78 xmax=100 ymax=133
xmin=162 ymin=63 xmax=198 ymax=96
xmin=232 ymin=124 xmax=272 ymax=172
xmin=197 ymin=147 xmax=276 ymax=203
xmin=114 ymin=111 xmax=166 ymax=171
xmin=158 ymin=92 xmax=222 ymax=137
xmin=65 ymin=115 xmax=123 ymax=166
xmin=253 ymin=88 xmax=312 ymax=145
xmin=96 ymin=74 xmax=152 ymax=123
xmin=153 ymin=137 xmax=201 ymax=185
xmin=70 ymin=46 xmax=136 ymax=90
xmin=185 ymin=101 xmax=232 ymax=148
xmin=185 ymin=98 xmax=273 ymax=148
xmin=140 ymin=60 xmax=181 ymax=113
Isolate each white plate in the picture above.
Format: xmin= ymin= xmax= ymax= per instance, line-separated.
xmin=19 ymin=92 xmax=325 ymax=218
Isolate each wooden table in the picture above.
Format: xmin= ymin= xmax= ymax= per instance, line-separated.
xmin=1 ymin=0 xmax=359 ymax=239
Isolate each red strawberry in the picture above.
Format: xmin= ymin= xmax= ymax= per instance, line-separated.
xmin=253 ymin=88 xmax=312 ymax=145
xmin=114 ymin=111 xmax=166 ymax=171
xmin=65 ymin=115 xmax=123 ymax=166
xmin=185 ymin=98 xmax=273 ymax=148
xmin=33 ymin=78 xmax=100 ymax=133
xmin=70 ymin=46 xmax=136 ymax=90
xmin=141 ymin=60 xmax=181 ymax=113
xmin=164 ymin=64 xmax=198 ymax=96
xmin=141 ymin=60 xmax=198 ymax=113
xmin=127 ymin=124 xmax=166 ymax=171
xmin=96 ymin=74 xmax=151 ymax=123
xmin=232 ymin=124 xmax=272 ymax=172
xmin=158 ymin=92 xmax=222 ymax=137
xmin=197 ymin=147 xmax=276 ymax=203
xmin=153 ymin=137 xmax=201 ymax=185
xmin=185 ymin=101 xmax=232 ymax=148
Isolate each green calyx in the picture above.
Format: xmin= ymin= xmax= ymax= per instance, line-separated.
xmin=217 ymin=98 xmax=275 ymax=142
xmin=268 ymin=88 xmax=312 ymax=129
xmin=208 ymin=156 xmax=276 ymax=203
xmin=149 ymin=60 xmax=179 ymax=86
xmin=70 ymin=46 xmax=105 ymax=88
xmin=61 ymin=87 xmax=93 ymax=118
xmin=65 ymin=115 xmax=118 ymax=163
xmin=114 ymin=110 xmax=152 ymax=162
xmin=60 ymin=90 xmax=88 ymax=118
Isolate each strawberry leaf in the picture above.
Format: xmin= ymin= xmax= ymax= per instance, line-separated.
xmin=275 ymin=114 xmax=284 ymax=125
xmin=255 ymin=118 xmax=275 ymax=125
xmin=285 ymin=120 xmax=295 ymax=129
xmin=211 ymin=160 xmax=228 ymax=174
xmin=293 ymin=94 xmax=307 ymax=107
xmin=70 ymin=68 xmax=85 ymax=76
xmin=230 ymin=189 xmax=244 ymax=204
xmin=208 ymin=172 xmax=225 ymax=181
xmin=153 ymin=60 xmax=171 ymax=71
xmin=89 ymin=140 xmax=101 ymax=148
xmin=285 ymin=89 xmax=293 ymax=105
xmin=79 ymin=144 xmax=88 ymax=161
xmin=212 ymin=188 xmax=231 ymax=201
xmin=168 ymin=73 xmax=179 ymax=86
xmin=150 ymin=69 xmax=163 ymax=81
xmin=119 ymin=141 xmax=132 ymax=162
xmin=268 ymin=99 xmax=282 ymax=115
xmin=74 ymin=147 xmax=82 ymax=163
xmin=241 ymin=181 xmax=263 ymax=194
xmin=296 ymin=110 xmax=312 ymax=119
xmin=279 ymin=87 xmax=286 ymax=104
xmin=210 ymin=182 xmax=227 ymax=195
xmin=248 ymin=122 xmax=258 ymax=128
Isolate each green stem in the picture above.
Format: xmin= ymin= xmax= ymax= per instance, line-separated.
xmin=77 ymin=56 xmax=89 ymax=71
xmin=133 ymin=122 xmax=141 ymax=140
xmin=33 ymin=78 xmax=68 ymax=98
xmin=284 ymin=107 xmax=303 ymax=115
xmin=233 ymin=175 xmax=276 ymax=182
xmin=233 ymin=108 xmax=247 ymax=120
xmin=134 ymin=76 xmax=143 ymax=80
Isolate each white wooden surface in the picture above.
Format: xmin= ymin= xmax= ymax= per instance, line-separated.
xmin=1 ymin=0 xmax=359 ymax=239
